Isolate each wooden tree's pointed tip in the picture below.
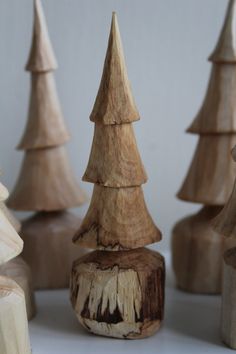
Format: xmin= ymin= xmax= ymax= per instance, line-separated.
xmin=209 ymin=0 xmax=236 ymax=63
xmin=26 ymin=0 xmax=57 ymax=72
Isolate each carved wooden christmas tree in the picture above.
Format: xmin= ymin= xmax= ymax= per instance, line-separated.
xmin=70 ymin=13 xmax=165 ymax=339
xmin=7 ymin=0 xmax=87 ymax=289
xmin=0 ymin=201 xmax=36 ymax=320
xmin=213 ymin=146 xmax=236 ymax=349
xmin=0 ymin=182 xmax=31 ymax=354
xmin=172 ymin=0 xmax=236 ymax=294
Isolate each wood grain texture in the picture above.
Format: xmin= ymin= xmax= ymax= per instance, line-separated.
xmin=0 ymin=203 xmax=21 ymax=233
xmin=188 ymin=64 xmax=236 ymax=134
xmin=0 ymin=257 xmax=36 ymax=320
xmin=90 ymin=13 xmax=139 ymax=125
xmin=18 ymin=73 xmax=70 ymax=149
xmin=70 ymin=248 xmax=165 ymax=339
xmin=7 ymin=146 xmax=87 ymax=211
xmin=221 ymin=248 xmax=236 ymax=349
xmin=83 ymin=123 xmax=147 ymax=187
xmin=178 ymin=135 xmax=236 ymax=205
xmin=172 ymin=206 xmax=224 ymax=294
xmin=26 ymin=0 xmax=57 ymax=72
xmin=209 ymin=0 xmax=236 ymax=63
xmin=20 ymin=211 xmax=88 ymax=289
xmin=0 ymin=276 xmax=31 ymax=354
xmin=0 ymin=208 xmax=23 ymax=266
xmin=73 ymin=185 xmax=161 ymax=251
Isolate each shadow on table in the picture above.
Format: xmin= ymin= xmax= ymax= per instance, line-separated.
xmin=165 ymin=288 xmax=225 ymax=348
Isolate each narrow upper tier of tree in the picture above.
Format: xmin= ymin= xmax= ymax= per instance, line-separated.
xmin=26 ymin=0 xmax=57 ymax=72
xmin=90 ymin=12 xmax=140 ymax=125
xmin=209 ymin=0 xmax=236 ymax=63
xmin=83 ymin=123 xmax=147 ymax=187
xmin=178 ymin=135 xmax=236 ymax=205
xmin=18 ymin=73 xmax=70 ymax=150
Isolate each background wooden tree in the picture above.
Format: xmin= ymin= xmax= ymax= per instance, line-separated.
xmin=0 ymin=182 xmax=31 ymax=354
xmin=172 ymin=0 xmax=236 ymax=294
xmin=7 ymin=0 xmax=87 ymax=289
xmin=70 ymin=13 xmax=165 ymax=339
xmin=213 ymin=146 xmax=236 ymax=349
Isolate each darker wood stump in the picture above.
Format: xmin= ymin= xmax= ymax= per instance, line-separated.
xmin=70 ymin=247 xmax=165 ymax=339
xmin=21 ymin=211 xmax=87 ymax=289
xmin=172 ymin=206 xmax=224 ymax=294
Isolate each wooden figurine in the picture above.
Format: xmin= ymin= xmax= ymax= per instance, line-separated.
xmin=172 ymin=0 xmax=236 ymax=294
xmin=213 ymin=146 xmax=236 ymax=349
xmin=70 ymin=13 xmax=165 ymax=339
xmin=0 ymin=202 xmax=36 ymax=320
xmin=0 ymin=182 xmax=31 ymax=354
xmin=7 ymin=0 xmax=87 ymax=289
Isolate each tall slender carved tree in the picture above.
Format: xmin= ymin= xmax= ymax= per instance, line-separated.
xmin=7 ymin=0 xmax=87 ymax=289
xmin=172 ymin=0 xmax=236 ymax=294
xmin=70 ymin=13 xmax=165 ymax=339
xmin=0 ymin=181 xmax=31 ymax=354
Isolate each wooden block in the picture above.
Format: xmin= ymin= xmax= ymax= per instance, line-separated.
xmin=0 ymin=256 xmax=36 ymax=320
xmin=70 ymin=247 xmax=165 ymax=339
xmin=20 ymin=211 xmax=88 ymax=289
xmin=0 ymin=276 xmax=31 ymax=354
xmin=172 ymin=206 xmax=224 ymax=294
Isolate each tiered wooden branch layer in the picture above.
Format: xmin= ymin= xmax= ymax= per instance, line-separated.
xmin=7 ymin=0 xmax=87 ymax=289
xmin=172 ymin=0 xmax=236 ymax=294
xmin=0 ymin=182 xmax=31 ymax=354
xmin=70 ymin=13 xmax=165 ymax=339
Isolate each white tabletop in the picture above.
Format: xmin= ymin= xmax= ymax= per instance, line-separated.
xmin=29 ymin=254 xmax=229 ymax=354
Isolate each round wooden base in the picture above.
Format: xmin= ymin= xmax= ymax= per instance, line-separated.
xmin=21 ymin=211 xmax=87 ymax=289
xmin=0 ymin=256 xmax=36 ymax=320
xmin=172 ymin=206 xmax=223 ymax=294
xmin=70 ymin=247 xmax=165 ymax=339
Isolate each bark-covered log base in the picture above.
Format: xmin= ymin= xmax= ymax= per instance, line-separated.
xmin=0 ymin=256 xmax=36 ymax=320
xmin=172 ymin=206 xmax=224 ymax=294
xmin=70 ymin=247 xmax=165 ymax=339
xmin=21 ymin=211 xmax=88 ymax=289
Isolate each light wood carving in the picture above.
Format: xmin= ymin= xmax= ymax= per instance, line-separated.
xmin=70 ymin=12 xmax=165 ymax=339
xmin=18 ymin=73 xmax=70 ymax=149
xmin=90 ymin=13 xmax=139 ymax=125
xmin=0 ymin=184 xmax=31 ymax=353
xmin=83 ymin=123 xmax=147 ymax=187
xmin=0 ymin=257 xmax=36 ymax=320
xmin=172 ymin=206 xmax=223 ymax=293
xmin=8 ymin=146 xmax=87 ymax=211
xmin=172 ymin=0 xmax=236 ymax=294
xmin=21 ymin=211 xmax=87 ymax=289
xmin=209 ymin=0 xmax=236 ymax=63
xmin=188 ymin=65 xmax=236 ymax=134
xmin=7 ymin=0 xmax=87 ymax=289
xmin=71 ymin=248 xmax=165 ymax=339
xmin=0 ymin=276 xmax=31 ymax=354
xmin=178 ymin=135 xmax=236 ymax=205
xmin=25 ymin=0 xmax=57 ymax=72
xmin=0 ymin=202 xmax=21 ymax=233
xmin=74 ymin=185 xmax=161 ymax=250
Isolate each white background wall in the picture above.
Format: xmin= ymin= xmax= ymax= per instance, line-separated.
xmin=0 ymin=0 xmax=228 ymax=250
